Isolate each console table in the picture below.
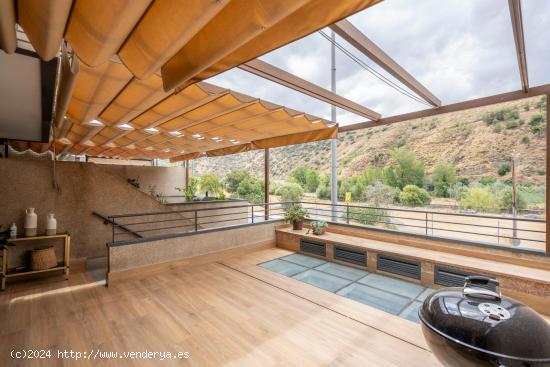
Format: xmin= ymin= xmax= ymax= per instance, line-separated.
xmin=1 ymin=233 xmax=70 ymax=290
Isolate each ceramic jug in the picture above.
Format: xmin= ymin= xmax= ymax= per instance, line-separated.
xmin=24 ymin=208 xmax=38 ymax=237
xmin=46 ymin=213 xmax=57 ymax=236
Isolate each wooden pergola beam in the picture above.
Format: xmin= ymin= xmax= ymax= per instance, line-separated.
xmin=508 ymin=0 xmax=529 ymax=92
xmin=339 ymin=83 xmax=550 ymax=132
xmin=239 ymin=59 xmax=381 ymax=120
xmin=330 ymin=19 xmax=441 ymax=107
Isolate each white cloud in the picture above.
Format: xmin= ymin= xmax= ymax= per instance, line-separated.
xmin=207 ymin=0 xmax=550 ymax=126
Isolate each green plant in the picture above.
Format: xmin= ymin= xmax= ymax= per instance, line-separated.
xmin=505 ymin=120 xmax=520 ymax=129
xmin=224 ymin=169 xmax=250 ymax=193
xmin=283 ymin=204 xmax=308 ymax=224
xmin=384 ymin=148 xmax=425 ymax=190
xmin=148 ymin=185 xmax=166 ymax=204
xmin=236 ymin=177 xmax=264 ymax=205
xmin=275 ymin=182 xmax=304 ymax=202
xmin=460 ymin=188 xmax=499 ymax=212
xmin=199 ymin=173 xmax=222 ymax=194
xmin=344 ymin=207 xmax=387 ymax=226
xmin=448 ymin=182 xmax=469 ymax=201
xmin=176 ymin=176 xmax=199 ymax=201
xmin=498 ymin=164 xmax=511 ymax=176
xmin=316 ymin=175 xmax=331 ymax=199
xmin=432 ymin=162 xmax=458 ymax=198
xmin=399 ymin=185 xmax=431 ymax=206
xmin=499 ymin=187 xmax=527 ymax=212
xmin=310 ymin=220 xmax=328 ymax=235
xmin=305 ymin=169 xmax=320 ymax=192
xmin=218 ymin=190 xmax=226 ymax=200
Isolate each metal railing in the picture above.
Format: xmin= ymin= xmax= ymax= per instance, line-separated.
xmin=106 ymin=200 xmax=546 ymax=252
xmin=298 ymin=201 xmax=546 ymax=253
xmin=107 ymin=202 xmax=289 ymax=245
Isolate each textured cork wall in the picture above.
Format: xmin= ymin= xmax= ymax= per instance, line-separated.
xmin=0 ymin=158 xmax=185 ymax=263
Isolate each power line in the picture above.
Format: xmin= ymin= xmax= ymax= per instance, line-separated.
xmin=318 ymin=30 xmax=432 ymax=107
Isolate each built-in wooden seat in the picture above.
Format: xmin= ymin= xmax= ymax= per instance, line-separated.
xmin=276 ymin=227 xmax=550 ymax=315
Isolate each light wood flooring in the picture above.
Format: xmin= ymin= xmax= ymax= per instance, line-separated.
xmin=0 ymin=248 xmax=440 ymax=366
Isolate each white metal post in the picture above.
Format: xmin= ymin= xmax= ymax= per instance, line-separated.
xmin=330 ymin=31 xmax=338 ymax=222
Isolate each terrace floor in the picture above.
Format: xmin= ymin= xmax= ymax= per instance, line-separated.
xmin=0 ymin=248 xmax=440 ymax=366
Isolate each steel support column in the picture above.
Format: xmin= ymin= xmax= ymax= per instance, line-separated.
xmin=330 ymin=30 xmax=338 ymax=222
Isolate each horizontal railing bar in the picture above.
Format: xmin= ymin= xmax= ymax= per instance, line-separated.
xmin=300 ymin=201 xmax=545 ymax=223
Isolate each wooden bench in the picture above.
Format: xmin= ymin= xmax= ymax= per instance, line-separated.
xmin=276 ymin=227 xmax=550 ymax=315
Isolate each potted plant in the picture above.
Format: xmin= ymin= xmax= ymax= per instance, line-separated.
xmin=284 ymin=203 xmax=308 ymax=230
xmin=310 ymin=220 xmax=328 ymax=235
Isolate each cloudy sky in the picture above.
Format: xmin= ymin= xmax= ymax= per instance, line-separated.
xmin=208 ymin=0 xmax=550 ymax=126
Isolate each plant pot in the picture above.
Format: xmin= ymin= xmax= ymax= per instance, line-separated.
xmin=313 ymin=227 xmax=326 ymax=235
xmin=292 ymin=220 xmax=303 ymax=230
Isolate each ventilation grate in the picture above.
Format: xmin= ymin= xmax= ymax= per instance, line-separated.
xmin=435 ymin=266 xmax=497 ymax=291
xmin=377 ymin=255 xmax=421 ymax=280
xmin=300 ymin=240 xmax=326 ymax=257
xmin=334 ymin=246 xmax=367 ymax=266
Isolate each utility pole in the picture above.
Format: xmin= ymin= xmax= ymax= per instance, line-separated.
xmin=330 ymin=30 xmax=338 ymax=222
xmin=511 ymin=154 xmax=519 ymax=245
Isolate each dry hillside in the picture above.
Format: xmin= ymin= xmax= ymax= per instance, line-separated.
xmin=194 ymin=96 xmax=547 ymax=184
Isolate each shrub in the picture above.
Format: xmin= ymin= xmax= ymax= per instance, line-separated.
xmin=529 ymin=114 xmax=545 ymax=125
xmin=345 ymin=207 xmax=387 ymax=226
xmin=236 ymin=177 xmax=264 ymax=204
xmin=384 ymin=148 xmax=425 ymax=189
xmin=364 ymin=181 xmax=398 ymax=206
xmin=448 ymin=182 xmax=469 ymax=201
xmin=521 ymin=135 xmax=530 ymax=144
xmin=479 ymin=176 xmax=496 ymax=186
xmin=225 ymin=169 xmax=250 ymax=193
xmin=275 ymin=182 xmax=304 ymax=202
xmin=492 ymin=123 xmax=502 ymax=133
xmin=305 ymin=169 xmax=320 ymax=193
xmin=499 ymin=187 xmax=527 ymax=212
xmin=199 ymin=173 xmax=222 ymax=194
xmin=399 ymin=185 xmax=431 ymax=206
xmin=432 ymin=162 xmax=458 ymax=198
xmin=506 ymin=120 xmax=520 ymax=129
xmin=290 ymin=165 xmax=308 ymax=187
xmin=498 ymin=164 xmax=511 ymax=176
xmin=460 ymin=188 xmax=499 ymax=212
xmin=316 ymin=175 xmax=331 ymax=199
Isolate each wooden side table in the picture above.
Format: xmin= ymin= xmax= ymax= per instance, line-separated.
xmin=1 ymin=233 xmax=70 ymax=290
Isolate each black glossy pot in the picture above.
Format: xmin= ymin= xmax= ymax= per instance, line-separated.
xmin=419 ymin=276 xmax=550 ymax=367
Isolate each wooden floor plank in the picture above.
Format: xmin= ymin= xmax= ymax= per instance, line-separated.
xmin=0 ymin=252 xmax=440 ymax=367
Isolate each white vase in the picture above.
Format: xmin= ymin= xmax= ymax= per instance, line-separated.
xmin=24 ymin=208 xmax=37 ymax=237
xmin=46 ymin=213 xmax=57 ymax=236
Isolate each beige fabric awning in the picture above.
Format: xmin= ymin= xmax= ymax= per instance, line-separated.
xmin=7 ymin=0 xmax=379 ymax=89
xmin=40 ymin=61 xmax=337 ymax=160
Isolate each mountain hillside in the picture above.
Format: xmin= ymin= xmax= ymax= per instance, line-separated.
xmin=194 ymin=96 xmax=547 ymax=184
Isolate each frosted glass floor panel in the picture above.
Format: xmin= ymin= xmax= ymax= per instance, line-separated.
xmin=259 ymin=259 xmax=308 ymax=276
xmin=292 ymin=269 xmax=352 ymax=292
xmin=281 ymin=253 xmax=326 ymax=268
xmin=337 ymin=283 xmax=411 ymax=314
xmin=358 ymin=274 xmax=425 ymax=299
xmin=314 ymin=262 xmax=369 ymax=281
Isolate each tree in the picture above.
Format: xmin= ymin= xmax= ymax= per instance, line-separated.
xmin=399 ymin=185 xmax=431 ymax=206
xmin=448 ymin=182 xmax=469 ymax=201
xmin=225 ymin=169 xmax=250 ymax=193
xmin=365 ymin=181 xmax=398 ymax=206
xmin=499 ymin=187 xmax=527 ymax=212
xmin=290 ymin=166 xmax=308 ymax=188
xmin=384 ymin=148 xmax=425 ymax=190
xmin=275 ymin=182 xmax=304 ymax=202
xmin=304 ymin=170 xmax=320 ymax=193
xmin=338 ymin=179 xmax=352 ymax=199
xmin=236 ymin=177 xmax=264 ymax=204
xmin=432 ymin=163 xmax=458 ymax=197
xmin=460 ymin=188 xmax=499 ymax=212
xmin=316 ymin=175 xmax=331 ymax=199
xmin=199 ymin=173 xmax=222 ymax=195
xmin=498 ymin=164 xmax=511 ymax=176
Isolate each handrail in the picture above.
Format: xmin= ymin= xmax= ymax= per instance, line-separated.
xmin=92 ymin=211 xmax=143 ymax=238
xmin=104 ymin=201 xmax=546 ymax=253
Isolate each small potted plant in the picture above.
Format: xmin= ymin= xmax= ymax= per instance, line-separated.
xmin=310 ymin=220 xmax=328 ymax=235
xmin=284 ymin=203 xmax=308 ymax=230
